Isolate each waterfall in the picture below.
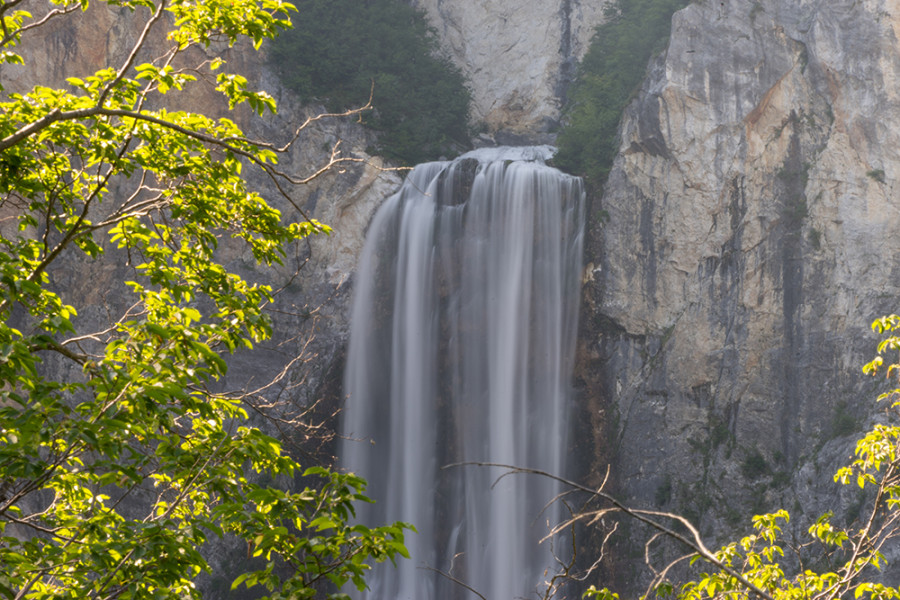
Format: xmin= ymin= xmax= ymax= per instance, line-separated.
xmin=341 ymin=146 xmax=585 ymax=600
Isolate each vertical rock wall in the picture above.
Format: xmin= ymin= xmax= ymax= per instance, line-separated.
xmin=580 ymin=0 xmax=900 ymax=566
xmin=413 ymin=0 xmax=609 ymax=140
xmin=15 ymin=0 xmax=900 ymax=591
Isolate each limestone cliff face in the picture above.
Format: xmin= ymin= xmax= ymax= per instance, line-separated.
xmin=580 ymin=0 xmax=900 ymax=559
xmin=413 ymin=0 xmax=608 ymax=140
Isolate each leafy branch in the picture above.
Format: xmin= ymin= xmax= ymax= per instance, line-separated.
xmin=0 ymin=1 xmax=411 ymax=598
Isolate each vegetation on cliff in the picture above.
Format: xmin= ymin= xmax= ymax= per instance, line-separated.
xmin=268 ymin=0 xmax=472 ymax=165
xmin=554 ymin=0 xmax=688 ymax=190
xmin=0 ymin=1 xmax=408 ymax=598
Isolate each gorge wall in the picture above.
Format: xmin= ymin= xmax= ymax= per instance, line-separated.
xmin=4 ymin=0 xmax=616 ymax=423
xmin=8 ymin=0 xmax=900 ymax=593
xmin=410 ymin=0 xmax=900 ymax=573
xmin=579 ymin=0 xmax=900 ymax=574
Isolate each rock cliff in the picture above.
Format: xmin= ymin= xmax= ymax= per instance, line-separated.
xmin=9 ymin=0 xmax=900 ymax=592
xmin=3 ymin=0 xmax=614 ymax=423
xmin=579 ymin=0 xmax=900 ymax=572
xmin=413 ymin=0 xmax=609 ymax=140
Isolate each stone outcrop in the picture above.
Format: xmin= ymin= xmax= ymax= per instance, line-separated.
xmin=413 ymin=0 xmax=609 ymax=140
xmin=579 ymin=0 xmax=900 ymax=576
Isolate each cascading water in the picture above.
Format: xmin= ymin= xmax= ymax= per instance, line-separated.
xmin=341 ymin=146 xmax=584 ymax=600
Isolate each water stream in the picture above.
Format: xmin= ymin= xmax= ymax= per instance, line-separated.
xmin=341 ymin=146 xmax=585 ymax=600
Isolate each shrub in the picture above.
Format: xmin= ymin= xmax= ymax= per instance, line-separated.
xmin=554 ymin=0 xmax=689 ymax=190
xmin=268 ymin=0 xmax=472 ymax=165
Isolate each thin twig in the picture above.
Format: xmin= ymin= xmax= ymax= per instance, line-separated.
xmin=444 ymin=461 xmax=777 ymax=600
xmin=420 ymin=565 xmax=488 ymax=600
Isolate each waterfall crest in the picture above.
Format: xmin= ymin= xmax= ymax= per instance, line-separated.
xmin=342 ymin=147 xmax=585 ymax=600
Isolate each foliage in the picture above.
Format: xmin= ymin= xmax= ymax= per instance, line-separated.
xmin=866 ymin=169 xmax=886 ymax=184
xmin=267 ymin=0 xmax=471 ymax=165
xmin=578 ymin=315 xmax=900 ymax=600
xmin=0 ymin=1 xmax=409 ymax=598
xmin=554 ymin=0 xmax=688 ymax=190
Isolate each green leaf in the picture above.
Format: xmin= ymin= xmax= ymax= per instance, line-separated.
xmin=0 ymin=1 xmax=412 ymax=598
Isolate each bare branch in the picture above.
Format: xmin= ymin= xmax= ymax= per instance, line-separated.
xmin=96 ymin=0 xmax=168 ymax=107
xmin=420 ymin=565 xmax=488 ymax=600
xmin=445 ymin=462 xmax=778 ymax=600
xmin=642 ymin=552 xmax=694 ymax=600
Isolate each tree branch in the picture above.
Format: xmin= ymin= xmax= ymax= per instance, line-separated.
xmin=96 ymin=0 xmax=168 ymax=107
xmin=445 ymin=462 xmax=778 ymax=600
xmin=1 ymin=2 xmax=80 ymax=48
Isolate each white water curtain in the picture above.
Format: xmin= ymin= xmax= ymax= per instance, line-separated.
xmin=342 ymin=147 xmax=584 ymax=600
